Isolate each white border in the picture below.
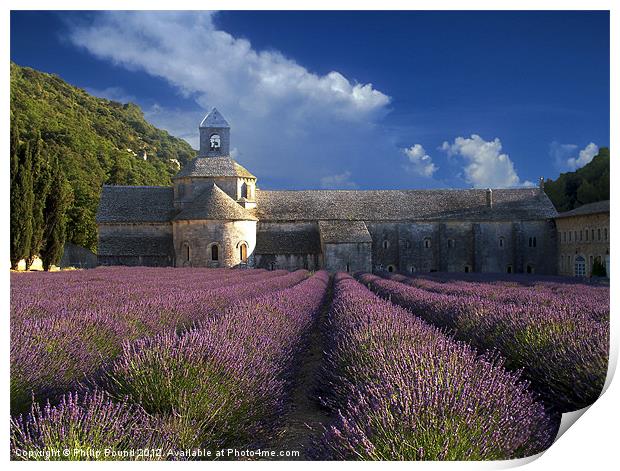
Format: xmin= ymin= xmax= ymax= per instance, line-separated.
xmin=2 ymin=1 xmax=617 ymax=470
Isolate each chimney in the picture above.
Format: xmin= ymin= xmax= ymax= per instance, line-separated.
xmin=539 ymin=176 xmax=545 ymax=194
xmin=486 ymin=188 xmax=493 ymax=208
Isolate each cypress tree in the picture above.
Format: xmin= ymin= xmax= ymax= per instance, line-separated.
xmin=40 ymin=154 xmax=72 ymax=271
xmin=10 ymin=129 xmax=35 ymax=270
xmin=26 ymin=133 xmax=52 ymax=269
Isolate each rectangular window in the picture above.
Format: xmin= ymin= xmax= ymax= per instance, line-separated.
xmin=569 ymin=232 xmax=572 ymax=242
xmin=580 ymin=230 xmax=583 ymax=241
xmin=586 ymin=230 xmax=588 ymax=241
xmin=598 ymin=228 xmax=601 ymax=241
xmin=563 ymin=232 xmax=566 ymax=243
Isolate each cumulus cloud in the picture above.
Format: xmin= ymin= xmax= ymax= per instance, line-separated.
xmin=566 ymin=142 xmax=599 ymax=170
xmin=320 ymin=171 xmax=358 ymax=189
xmin=440 ymin=134 xmax=532 ymax=188
xmin=549 ymin=141 xmax=599 ymax=171
xmin=67 ymin=12 xmax=398 ymax=188
xmin=402 ymin=144 xmax=437 ymax=178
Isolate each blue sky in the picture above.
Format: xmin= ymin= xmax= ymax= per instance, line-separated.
xmin=10 ymin=10 xmax=609 ymax=190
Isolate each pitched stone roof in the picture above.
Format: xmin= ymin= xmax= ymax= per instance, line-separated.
xmin=555 ymin=200 xmax=610 ymax=219
xmin=254 ymin=188 xmax=558 ymax=222
xmin=255 ymin=225 xmax=321 ymax=254
xmin=173 ymin=157 xmax=256 ymax=179
xmin=174 ymin=184 xmax=258 ymax=221
xmin=96 ymin=186 xmax=175 ymax=223
xmin=318 ymin=220 xmax=372 ymax=244
xmin=200 ymin=108 xmax=230 ymax=128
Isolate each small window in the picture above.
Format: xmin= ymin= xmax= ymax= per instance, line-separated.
xmin=241 ymin=182 xmax=248 ymax=199
xmin=464 ymin=266 xmax=470 ymax=273
xmin=580 ymin=230 xmax=583 ymax=241
xmin=604 ymin=228 xmax=608 ymax=241
xmin=184 ymin=244 xmax=190 ymax=262
xmin=574 ymin=256 xmax=586 ymax=277
xmin=598 ymin=228 xmax=601 ymax=241
xmin=499 ymin=237 xmax=505 ymax=248
xmin=563 ymin=232 xmax=566 ymax=243
xmin=239 ymin=243 xmax=248 ymax=262
xmin=591 ymin=229 xmax=595 ymax=240
xmin=447 ymin=239 xmax=455 ymax=249
xmin=528 ymin=237 xmax=537 ymax=248
xmin=211 ymin=244 xmax=219 ymax=261
xmin=346 ymin=263 xmax=350 ymax=273
xmin=209 ymin=134 xmax=221 ymax=150
xmin=409 ymin=266 xmax=416 ymax=273
xmin=387 ymin=265 xmax=395 ymax=273
xmin=424 ymin=238 xmax=431 ymax=249
xmin=507 ymin=265 xmax=513 ymax=274
xmin=526 ymin=264 xmax=534 ymax=274
xmin=382 ymin=240 xmax=389 ymax=249
xmin=585 ymin=230 xmax=589 ymax=241
xmin=569 ymin=232 xmax=572 ymax=242
xmin=269 ymin=262 xmax=276 ymax=271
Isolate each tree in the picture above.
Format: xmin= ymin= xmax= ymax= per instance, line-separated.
xmin=10 ymin=128 xmax=34 ymax=270
xmin=40 ymin=154 xmax=72 ymax=271
xmin=26 ymin=132 xmax=52 ymax=269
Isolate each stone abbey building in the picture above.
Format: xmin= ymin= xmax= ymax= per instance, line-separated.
xmin=97 ymin=108 xmax=559 ymax=274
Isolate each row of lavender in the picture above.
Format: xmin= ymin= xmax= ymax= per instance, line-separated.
xmin=360 ymin=273 xmax=609 ymax=411
xmin=11 ymin=271 xmax=330 ymax=460
xmin=315 ymin=273 xmax=555 ymax=460
xmin=383 ymin=272 xmax=609 ymax=324
xmin=11 ymin=267 xmax=309 ymax=415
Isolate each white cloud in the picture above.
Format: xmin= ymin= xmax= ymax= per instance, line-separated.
xmin=320 ymin=171 xmax=358 ymax=189
xmin=67 ymin=12 xmax=398 ymax=188
xmin=440 ymin=134 xmax=532 ymax=188
xmin=566 ymin=142 xmax=599 ymax=170
xmin=84 ymin=86 xmax=135 ymax=104
xmin=549 ymin=141 xmax=599 ymax=171
xmin=402 ymin=144 xmax=437 ymax=177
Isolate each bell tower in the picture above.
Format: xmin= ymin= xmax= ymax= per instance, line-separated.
xmin=199 ymin=107 xmax=230 ymax=157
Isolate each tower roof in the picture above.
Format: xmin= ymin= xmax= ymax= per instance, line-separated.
xmin=173 ymin=157 xmax=255 ymax=179
xmin=200 ymin=107 xmax=230 ymax=128
xmin=174 ymin=183 xmax=258 ymax=221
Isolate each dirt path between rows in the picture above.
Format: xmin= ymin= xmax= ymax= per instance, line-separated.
xmin=269 ymin=279 xmax=334 ymax=460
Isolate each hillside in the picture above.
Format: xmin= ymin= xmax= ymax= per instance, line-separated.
xmin=544 ymin=147 xmax=610 ymax=213
xmin=10 ymin=63 xmax=196 ymax=252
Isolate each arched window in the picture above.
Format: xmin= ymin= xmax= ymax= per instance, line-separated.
xmin=506 ymin=265 xmax=513 ymax=274
xmin=387 ymin=265 xmax=395 ymax=273
xmin=241 ymin=182 xmax=248 ymax=199
xmin=209 ymin=134 xmax=221 ymax=150
xmin=498 ymin=237 xmax=505 ymax=248
xmin=211 ymin=244 xmax=219 ymax=261
xmin=591 ymin=229 xmax=595 ymax=240
xmin=409 ymin=266 xmax=416 ymax=273
xmin=464 ymin=265 xmax=470 ymax=273
xmin=585 ymin=229 xmax=589 ymax=241
xmin=574 ymin=256 xmax=586 ymax=277
xmin=382 ymin=240 xmax=389 ymax=249
xmin=239 ymin=242 xmax=248 ymax=262
xmin=183 ymin=243 xmax=190 ymax=262
xmin=526 ymin=264 xmax=534 ymax=274
xmin=424 ymin=238 xmax=431 ymax=249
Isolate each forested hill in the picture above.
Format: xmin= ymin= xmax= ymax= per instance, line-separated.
xmin=10 ymin=62 xmax=197 ymax=252
xmin=544 ymin=147 xmax=610 ymax=213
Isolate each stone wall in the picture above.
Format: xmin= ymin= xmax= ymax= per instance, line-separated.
xmin=556 ymin=212 xmax=610 ymax=277
xmin=254 ymin=253 xmax=321 ymax=271
xmin=98 ymin=223 xmax=174 ymax=266
xmin=322 ymin=242 xmax=372 ymax=273
xmin=173 ymin=219 xmax=257 ymax=268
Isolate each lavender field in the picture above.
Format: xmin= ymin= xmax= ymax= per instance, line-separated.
xmin=10 ymin=267 xmax=609 ymax=461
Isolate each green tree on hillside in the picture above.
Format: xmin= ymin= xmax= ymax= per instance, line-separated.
xmin=10 ymin=128 xmax=35 ymax=270
xmin=544 ymin=147 xmax=610 ymax=212
xmin=26 ymin=132 xmax=52 ymax=269
xmin=40 ymin=154 xmax=73 ymax=271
